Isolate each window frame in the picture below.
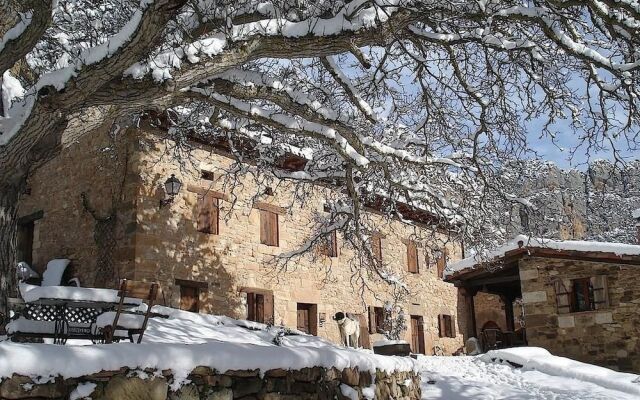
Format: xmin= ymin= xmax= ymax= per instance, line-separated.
xmin=570 ymin=277 xmax=595 ymax=313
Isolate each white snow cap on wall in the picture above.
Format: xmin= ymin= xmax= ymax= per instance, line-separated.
xmin=446 ymin=235 xmax=640 ymax=277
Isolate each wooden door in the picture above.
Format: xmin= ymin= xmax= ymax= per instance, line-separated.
xmin=296 ymin=303 xmax=317 ymax=335
xmin=411 ymin=316 xmax=425 ymax=354
xmin=180 ymin=286 xmax=199 ymax=312
xmin=297 ymin=306 xmax=310 ymax=333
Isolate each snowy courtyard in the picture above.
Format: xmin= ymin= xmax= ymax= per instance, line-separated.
xmin=418 ymin=356 xmax=639 ymax=400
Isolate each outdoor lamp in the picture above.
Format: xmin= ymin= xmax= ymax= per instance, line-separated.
xmin=160 ymin=174 xmax=182 ymax=208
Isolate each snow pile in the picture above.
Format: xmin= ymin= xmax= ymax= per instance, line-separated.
xmin=446 ymin=235 xmax=640 ymax=277
xmin=633 ymin=208 xmax=640 ymax=220
xmin=482 ymin=347 xmax=640 ymax=397
xmin=0 ymin=306 xmax=417 ymax=389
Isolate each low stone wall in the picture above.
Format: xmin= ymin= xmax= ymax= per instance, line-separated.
xmin=0 ymin=365 xmax=420 ymax=400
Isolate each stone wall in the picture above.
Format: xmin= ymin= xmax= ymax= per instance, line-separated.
xmin=0 ymin=366 xmax=420 ymax=400
xmin=132 ymin=128 xmax=465 ymax=354
xmin=519 ymin=257 xmax=640 ymax=372
xmin=17 ymin=125 xmax=140 ymax=288
xmin=473 ymin=293 xmax=507 ymax=333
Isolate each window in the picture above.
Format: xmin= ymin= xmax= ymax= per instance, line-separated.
xmin=438 ymin=314 xmax=456 ymax=338
xmin=571 ymin=278 xmax=594 ymax=312
xmin=554 ymin=276 xmax=608 ymax=314
xmin=372 ymin=233 xmax=382 ymax=262
xmin=410 ymin=315 xmax=425 ymax=354
xmin=368 ymin=306 xmax=385 ymax=333
xmin=406 ymin=240 xmax=419 ymax=273
xmin=436 ymin=248 xmax=448 ymax=278
xmin=201 ymin=170 xmax=214 ymax=181
xmin=176 ymin=279 xmax=207 ymax=313
xmin=260 ymin=209 xmax=279 ymax=246
xmin=196 ymin=194 xmax=219 ymax=234
xmin=243 ymin=289 xmax=274 ymax=324
xmin=321 ymin=231 xmax=338 ymax=258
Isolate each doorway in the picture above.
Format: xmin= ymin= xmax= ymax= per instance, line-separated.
xmin=16 ymin=221 xmax=35 ymax=265
xmin=296 ymin=303 xmax=318 ymax=335
xmin=410 ymin=315 xmax=425 ymax=354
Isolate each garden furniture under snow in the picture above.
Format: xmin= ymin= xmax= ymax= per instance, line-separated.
xmin=7 ymin=282 xmax=143 ymax=344
xmin=99 ymin=279 xmax=160 ymax=344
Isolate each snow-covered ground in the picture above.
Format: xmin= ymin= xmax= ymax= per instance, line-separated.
xmin=418 ymin=355 xmax=639 ymax=400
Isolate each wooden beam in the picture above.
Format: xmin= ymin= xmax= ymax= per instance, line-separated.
xmin=462 ymin=273 xmax=521 ymax=287
xmin=253 ymin=201 xmax=287 ymax=215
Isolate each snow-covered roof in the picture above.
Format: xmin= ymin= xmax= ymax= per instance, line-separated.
xmin=633 ymin=208 xmax=640 ymax=220
xmin=446 ymin=235 xmax=640 ymax=278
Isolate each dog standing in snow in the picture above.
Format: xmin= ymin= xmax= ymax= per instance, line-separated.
xmin=333 ymin=312 xmax=360 ymax=348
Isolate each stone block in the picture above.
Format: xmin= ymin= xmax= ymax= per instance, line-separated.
xmin=557 ymin=315 xmax=575 ymax=328
xmin=595 ymin=312 xmax=613 ymax=324
xmin=519 ymin=268 xmax=538 ymax=281
xmin=103 ymin=376 xmax=168 ymax=400
xmin=522 ymin=291 xmax=547 ymax=304
xmin=231 ymin=377 xmax=262 ymax=397
xmin=205 ymin=388 xmax=232 ymax=400
xmin=0 ymin=375 xmax=66 ymax=399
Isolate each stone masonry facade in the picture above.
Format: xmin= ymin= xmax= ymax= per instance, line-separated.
xmin=16 ymin=126 xmax=466 ymax=354
xmin=519 ymin=256 xmax=640 ymax=372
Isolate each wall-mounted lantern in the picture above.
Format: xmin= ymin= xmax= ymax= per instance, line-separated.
xmin=160 ymin=174 xmax=182 ymax=208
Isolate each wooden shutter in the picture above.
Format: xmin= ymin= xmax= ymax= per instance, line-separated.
xmin=328 ymin=231 xmax=338 ymax=257
xmin=260 ymin=210 xmax=279 ymax=246
xmin=450 ymin=315 xmax=456 ymax=338
xmin=256 ymin=294 xmax=265 ymax=323
xmin=591 ymin=275 xmax=609 ymax=310
xmin=407 ymin=241 xmax=419 ymax=273
xmin=372 ymin=234 xmax=382 ymax=261
xmin=357 ymin=314 xmax=371 ymax=348
xmin=264 ymin=292 xmax=274 ymax=324
xmin=554 ymin=280 xmax=571 ymax=314
xmin=247 ymin=292 xmax=256 ymax=321
xmin=368 ymin=306 xmax=376 ymax=334
xmin=197 ymin=195 xmax=218 ymax=234
xmin=438 ymin=314 xmax=446 ymax=338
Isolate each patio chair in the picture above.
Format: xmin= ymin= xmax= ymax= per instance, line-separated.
xmin=101 ymin=279 xmax=159 ymax=344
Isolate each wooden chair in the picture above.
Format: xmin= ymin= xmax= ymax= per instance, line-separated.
xmin=104 ymin=279 xmax=159 ymax=344
xmin=481 ymin=328 xmax=504 ymax=352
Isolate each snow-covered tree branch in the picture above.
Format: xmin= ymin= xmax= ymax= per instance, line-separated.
xmin=1 ymin=0 xmax=640 ymax=314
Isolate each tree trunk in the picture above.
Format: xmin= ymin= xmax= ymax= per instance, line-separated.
xmin=0 ymin=183 xmax=21 ymax=329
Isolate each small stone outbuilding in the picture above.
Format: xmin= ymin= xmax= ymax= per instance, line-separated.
xmin=446 ymin=236 xmax=640 ymax=372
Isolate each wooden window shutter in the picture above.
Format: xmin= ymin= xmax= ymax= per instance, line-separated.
xmin=450 ymin=315 xmax=456 ymax=338
xmin=372 ymin=234 xmax=382 ymax=261
xmin=554 ymin=280 xmax=571 ymax=314
xmin=260 ymin=210 xmax=279 ymax=246
xmin=357 ymin=314 xmax=371 ymax=348
xmin=256 ymin=294 xmax=265 ymax=323
xmin=328 ymin=231 xmax=338 ymax=257
xmin=438 ymin=314 xmax=446 ymax=338
xmin=407 ymin=241 xmax=419 ymax=273
xmin=197 ymin=195 xmax=218 ymax=234
xmin=247 ymin=292 xmax=256 ymax=321
xmin=264 ymin=292 xmax=274 ymax=324
xmin=590 ymin=275 xmax=609 ymax=309
xmin=368 ymin=306 xmax=376 ymax=334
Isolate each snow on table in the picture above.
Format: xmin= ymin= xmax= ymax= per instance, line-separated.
xmin=0 ymin=305 xmax=417 ymax=390
xmin=19 ymin=283 xmax=141 ymax=305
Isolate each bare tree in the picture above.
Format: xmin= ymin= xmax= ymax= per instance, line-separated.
xmin=1 ymin=0 xmax=639 ymax=316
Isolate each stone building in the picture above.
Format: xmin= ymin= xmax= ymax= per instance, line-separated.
xmin=446 ymin=236 xmax=640 ymax=372
xmin=15 ymin=122 xmax=466 ymax=354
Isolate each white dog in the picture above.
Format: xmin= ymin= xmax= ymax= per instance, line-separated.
xmin=334 ymin=312 xmax=360 ymax=348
